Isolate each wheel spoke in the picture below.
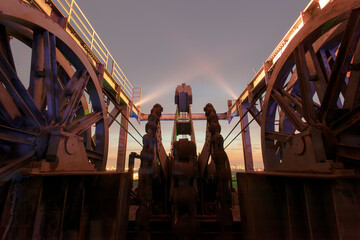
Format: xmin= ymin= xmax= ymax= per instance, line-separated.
xmin=66 ymin=111 xmax=102 ymax=134
xmin=43 ymin=31 xmax=60 ymax=123
xmin=0 ymin=150 xmax=36 ymax=183
xmin=279 ymin=110 xmax=296 ymax=140
xmin=0 ymin=82 xmax=20 ymax=123
xmin=271 ymin=89 xmax=307 ymax=132
xmin=337 ymin=143 xmax=360 ymax=160
xmin=293 ymin=44 xmax=317 ymax=124
xmin=344 ymin=40 xmax=360 ymax=109
xmin=321 ymin=47 xmax=344 ymax=108
xmin=0 ymin=52 xmax=47 ymax=127
xmin=320 ymin=9 xmax=360 ymax=123
xmin=317 ymin=49 xmax=332 ymax=81
xmin=331 ymin=104 xmax=360 ymax=134
xmin=0 ymin=102 xmax=13 ymax=124
xmin=0 ymin=25 xmax=16 ymax=72
xmin=285 ymin=69 xmax=298 ymax=91
xmin=58 ymin=70 xmax=80 ymax=112
xmin=307 ymin=44 xmax=327 ymax=102
xmin=278 ymin=89 xmax=304 ymax=116
xmin=60 ymin=70 xmax=89 ymax=126
xmin=29 ymin=30 xmax=46 ymax=109
xmin=265 ymin=131 xmax=293 ymax=142
xmin=0 ymin=124 xmax=37 ymax=145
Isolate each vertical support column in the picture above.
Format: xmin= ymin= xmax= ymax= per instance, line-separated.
xmin=117 ymin=105 xmax=129 ymax=172
xmin=238 ymin=102 xmax=254 ymax=172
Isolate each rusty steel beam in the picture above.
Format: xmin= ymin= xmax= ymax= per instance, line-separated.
xmin=140 ymin=112 xmax=228 ymax=121
xmin=0 ymin=80 xmax=20 ymax=122
xmin=43 ymin=31 xmax=59 ymax=123
xmin=307 ymin=44 xmax=327 ymax=102
xmin=67 ymin=112 xmax=103 ymax=134
xmin=0 ymin=52 xmax=47 ymax=128
xmin=60 ymin=71 xmax=90 ymax=126
xmin=294 ymin=44 xmax=317 ymax=125
xmin=29 ymin=30 xmax=45 ymax=109
xmin=0 ymin=25 xmax=15 ymax=72
xmin=238 ymin=102 xmax=254 ymax=172
xmin=117 ymin=105 xmax=130 ymax=172
xmin=271 ymin=89 xmax=307 ymax=132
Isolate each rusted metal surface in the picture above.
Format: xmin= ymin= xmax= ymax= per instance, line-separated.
xmin=0 ymin=172 xmax=131 ymax=240
xmin=129 ymin=84 xmax=238 ymax=239
xmin=136 ymin=103 xmax=166 ymax=239
xmin=117 ymin=105 xmax=130 ymax=172
xmin=238 ymin=102 xmax=254 ymax=172
xmin=0 ymin=0 xmax=360 ymax=239
xmin=170 ymin=84 xmax=198 ymax=239
xmin=202 ymin=103 xmax=233 ymax=236
xmin=237 ymin=172 xmax=360 ymax=240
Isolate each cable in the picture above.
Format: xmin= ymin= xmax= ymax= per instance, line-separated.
xmin=102 ymin=87 xmax=143 ymax=139
xmin=118 ymin=109 xmax=143 ymax=139
xmin=224 ymin=110 xmax=262 ymax=150
xmin=108 ymin=112 xmax=143 ymax=147
xmin=223 ymin=100 xmax=258 ymax=142
xmin=223 ymin=118 xmax=241 ymax=142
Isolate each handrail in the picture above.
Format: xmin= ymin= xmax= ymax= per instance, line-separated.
xmin=49 ymin=0 xmax=134 ymax=99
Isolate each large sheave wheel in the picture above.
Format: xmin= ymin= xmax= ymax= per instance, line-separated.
xmin=261 ymin=0 xmax=360 ymax=172
xmin=0 ymin=0 xmax=109 ymax=180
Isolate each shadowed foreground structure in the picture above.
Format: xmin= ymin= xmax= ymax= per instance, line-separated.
xmin=0 ymin=0 xmax=360 ymax=239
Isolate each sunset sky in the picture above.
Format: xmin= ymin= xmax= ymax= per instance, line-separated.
xmin=12 ymin=0 xmax=311 ymax=170
xmin=78 ymin=0 xmax=311 ymax=170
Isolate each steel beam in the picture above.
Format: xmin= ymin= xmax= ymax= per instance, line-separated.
xmin=294 ymin=43 xmax=317 ymax=125
xmin=117 ymin=105 xmax=130 ymax=172
xmin=140 ymin=112 xmax=228 ymax=121
xmin=0 ymin=25 xmax=15 ymax=72
xmin=29 ymin=30 xmax=45 ymax=109
xmin=238 ymin=102 xmax=254 ymax=172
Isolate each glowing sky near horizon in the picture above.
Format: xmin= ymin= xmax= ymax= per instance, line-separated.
xmin=11 ymin=0 xmax=311 ymax=170
xmin=81 ymin=0 xmax=310 ymax=169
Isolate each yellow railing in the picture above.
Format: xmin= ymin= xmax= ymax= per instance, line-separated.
xmin=51 ymin=0 xmax=133 ymax=99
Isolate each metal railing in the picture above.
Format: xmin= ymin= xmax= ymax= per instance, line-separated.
xmin=51 ymin=0 xmax=133 ymax=99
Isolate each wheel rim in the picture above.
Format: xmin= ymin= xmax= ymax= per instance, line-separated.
xmin=0 ymin=1 xmax=108 ymax=174
xmin=261 ymin=2 xmax=360 ymax=172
